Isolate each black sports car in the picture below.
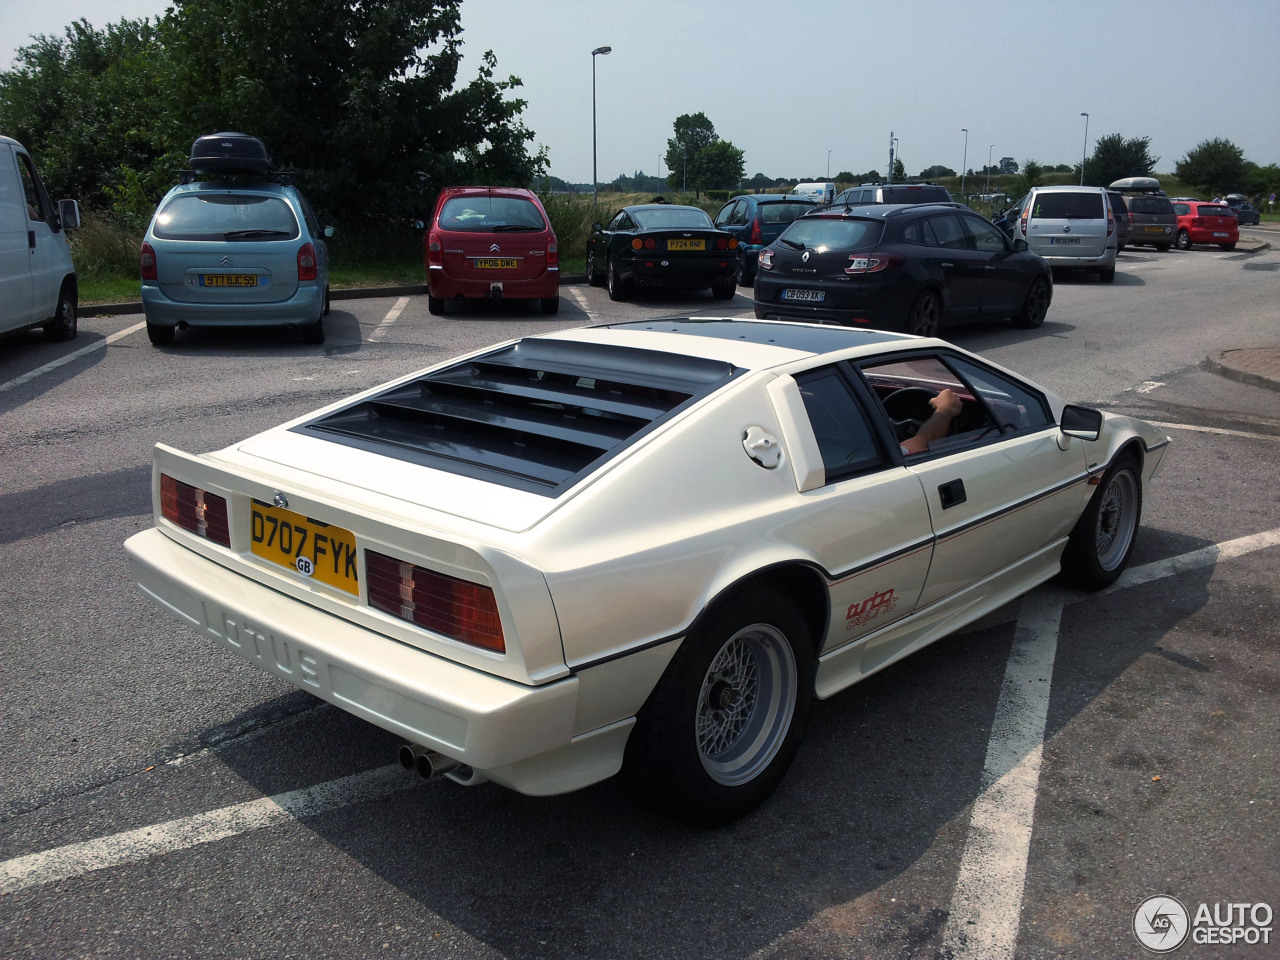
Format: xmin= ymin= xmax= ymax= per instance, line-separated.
xmin=753 ymin=203 xmax=1053 ymax=336
xmin=586 ymin=204 xmax=740 ymax=301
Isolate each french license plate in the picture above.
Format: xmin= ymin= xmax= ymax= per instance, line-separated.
xmin=250 ymin=500 xmax=359 ymax=595
xmin=200 ymin=274 xmax=259 ymax=287
xmin=1050 ymin=237 xmax=1082 ymax=245
xmin=783 ymin=288 xmax=825 ymax=302
xmin=667 ymin=238 xmax=705 ymax=252
xmin=474 ymin=258 xmax=517 ymax=268
xmin=1213 ymin=231 xmax=1229 ymax=237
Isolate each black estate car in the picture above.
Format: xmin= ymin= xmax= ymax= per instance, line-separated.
xmin=753 ymin=203 xmax=1053 ymax=336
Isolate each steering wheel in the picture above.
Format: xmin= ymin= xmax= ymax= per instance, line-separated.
xmin=882 ymin=387 xmax=937 ymax=442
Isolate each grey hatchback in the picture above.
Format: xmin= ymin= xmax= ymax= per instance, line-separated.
xmin=140 ymin=144 xmax=332 ymax=346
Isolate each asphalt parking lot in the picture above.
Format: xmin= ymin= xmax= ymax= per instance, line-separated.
xmin=1 ymin=238 xmax=1277 ymax=959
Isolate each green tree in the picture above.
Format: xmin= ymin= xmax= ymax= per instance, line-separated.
xmin=891 ymin=158 xmax=905 ymax=182
xmin=834 ymin=170 xmax=856 ymax=183
xmin=919 ymin=165 xmax=956 ymax=179
xmin=1013 ymin=159 xmax=1044 ymax=196
xmin=1175 ymin=138 xmax=1249 ymax=196
xmin=664 ymin=113 xmax=717 ymax=191
xmin=689 ymin=140 xmax=745 ymax=193
xmin=1078 ymin=133 xmax=1158 ymax=187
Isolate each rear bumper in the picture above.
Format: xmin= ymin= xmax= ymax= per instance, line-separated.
xmin=123 ymin=527 xmax=608 ymax=792
xmin=428 ymin=267 xmax=558 ymax=301
xmin=142 ymin=284 xmax=324 ymax=327
xmin=625 ymin=257 xmax=738 ymax=288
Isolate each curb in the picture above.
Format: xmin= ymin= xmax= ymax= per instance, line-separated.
xmin=79 ymin=276 xmax=593 ymax=317
xmin=1201 ymin=352 xmax=1280 ymax=394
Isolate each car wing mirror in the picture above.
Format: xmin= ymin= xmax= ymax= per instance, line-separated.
xmin=57 ymin=199 xmax=81 ymax=231
xmin=1013 ymin=238 xmax=1028 ymax=252
xmin=591 ymin=222 xmax=603 ymax=233
xmin=323 ymin=226 xmax=336 ymax=238
xmin=1060 ymin=404 xmax=1102 ymax=441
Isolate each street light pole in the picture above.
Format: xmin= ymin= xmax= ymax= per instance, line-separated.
xmin=887 ymin=132 xmax=896 ymax=184
xmin=1079 ymin=112 xmax=1090 ymax=185
xmin=827 ymin=150 xmax=832 ymax=179
xmin=986 ymin=143 xmax=994 ymax=198
xmin=960 ymin=128 xmax=968 ymax=198
xmin=591 ymin=45 xmax=612 ymax=207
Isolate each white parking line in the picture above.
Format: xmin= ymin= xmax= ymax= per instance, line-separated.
xmin=1149 ymin=420 xmax=1280 ymax=442
xmin=3 ymin=530 xmax=1277 ymax=905
xmin=0 ymin=765 xmax=415 ymax=895
xmin=0 ymin=321 xmax=146 ymax=394
xmin=368 ymin=297 xmax=410 ymax=341
xmin=565 ymin=286 xmax=594 ymax=318
xmin=941 ymin=524 xmax=1280 ymax=960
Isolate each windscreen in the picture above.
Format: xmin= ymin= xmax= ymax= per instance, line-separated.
xmin=777 ymin=218 xmax=883 ymax=251
xmin=758 ymin=201 xmax=815 ymax=224
xmin=1197 ymin=205 xmax=1232 ymax=217
xmin=439 ymin=195 xmax=546 ymax=231
xmin=1031 ymin=192 xmax=1104 ymax=219
xmin=632 ymin=207 xmax=715 ymax=230
xmin=153 ymin=194 xmax=299 ymax=241
xmin=1127 ymin=196 xmax=1175 ymax=215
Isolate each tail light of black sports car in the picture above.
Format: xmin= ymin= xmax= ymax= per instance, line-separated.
xmin=365 ymin=550 xmax=506 ymax=653
xmin=160 ymin=474 xmax=230 ymax=547
xmin=845 ymin=252 xmax=905 ymax=275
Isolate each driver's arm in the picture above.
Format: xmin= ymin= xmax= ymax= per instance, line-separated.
xmin=901 ymin=389 xmax=962 ymax=455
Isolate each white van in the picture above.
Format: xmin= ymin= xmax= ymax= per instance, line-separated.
xmin=790 ymin=181 xmax=836 ymax=205
xmin=1 ymin=136 xmax=81 ymax=340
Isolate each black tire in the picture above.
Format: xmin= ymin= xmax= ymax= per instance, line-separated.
xmin=540 ymin=296 xmax=560 ymax=315
xmin=903 ymin=289 xmax=941 ymax=337
xmin=607 ymin=256 xmax=630 ymax=302
xmin=1098 ymin=265 xmax=1116 ymax=284
xmin=146 ymin=321 xmax=175 ymax=346
xmin=711 ymin=278 xmax=737 ymax=300
xmin=1175 ymin=229 xmax=1191 ymax=251
xmin=42 ymin=282 xmax=78 ymax=342
xmin=1219 ymin=242 xmax=1236 ymax=251
xmin=302 ymin=317 xmax=325 ymax=344
xmin=623 ymin=587 xmax=814 ymax=826
xmin=740 ymin=269 xmax=756 ymax=287
xmin=586 ymin=247 xmax=604 ymax=287
xmin=1061 ymin=452 xmax=1142 ymax=590
xmin=323 ymin=285 xmax=332 ymax=316
xmin=1155 ymin=244 xmax=1170 ymax=252
xmin=1012 ymin=277 xmax=1051 ymax=329
xmin=427 ymin=293 xmax=445 ymax=315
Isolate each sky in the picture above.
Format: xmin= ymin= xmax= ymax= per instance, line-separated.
xmin=3 ymin=0 xmax=1278 ymax=185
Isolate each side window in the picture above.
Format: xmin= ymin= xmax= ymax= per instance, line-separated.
xmin=946 ymin=356 xmax=1052 ymax=433
xmin=964 ymin=215 xmax=1009 ymax=253
xmin=901 ymin=220 xmax=923 ymax=245
xmin=714 ymin=202 xmax=733 ymax=226
xmin=17 ymin=153 xmax=48 ymax=222
xmin=727 ymin=200 xmax=749 ymax=226
xmin=929 ymin=215 xmax=972 ymax=250
xmin=795 ymin=368 xmax=884 ymax=481
xmin=609 ymin=211 xmax=630 ymax=230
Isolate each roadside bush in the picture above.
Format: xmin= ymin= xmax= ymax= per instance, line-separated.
xmin=69 ymin=212 xmax=142 ymax=282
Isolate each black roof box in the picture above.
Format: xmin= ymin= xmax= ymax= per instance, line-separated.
xmin=190 ymin=132 xmax=273 ymax=176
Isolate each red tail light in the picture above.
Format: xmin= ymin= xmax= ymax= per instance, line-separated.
xmin=845 ymin=252 xmax=905 ymax=274
xmin=297 ymin=243 xmax=318 ymax=281
xmin=547 ymin=239 xmax=558 ymax=266
xmin=749 ymin=217 xmax=763 ymax=245
xmin=426 ymin=232 xmax=442 ymax=267
xmin=160 ymin=474 xmax=230 ymax=547
xmin=715 ymin=237 xmax=728 ymax=250
xmin=140 ymin=242 xmax=157 ymax=281
xmin=1106 ymin=206 xmax=1115 ymax=238
xmin=366 ymin=550 xmax=505 ymax=653
xmin=1019 ymin=201 xmax=1032 ymax=237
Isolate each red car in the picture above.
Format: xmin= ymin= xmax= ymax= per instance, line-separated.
xmin=1171 ymin=201 xmax=1239 ymax=251
xmin=424 ymin=186 xmax=559 ymax=314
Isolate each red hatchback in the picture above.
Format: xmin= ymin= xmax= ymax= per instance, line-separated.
xmin=424 ymin=187 xmax=559 ymax=314
xmin=1171 ymin=201 xmax=1239 ymax=251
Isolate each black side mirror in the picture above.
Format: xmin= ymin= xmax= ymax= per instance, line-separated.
xmin=591 ymin=222 xmax=603 ymax=233
xmin=1060 ymin=404 xmax=1103 ymax=441
xmin=1012 ymin=238 xmax=1028 ymax=252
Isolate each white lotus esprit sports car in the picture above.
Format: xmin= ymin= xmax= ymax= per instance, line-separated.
xmin=124 ymin=318 xmax=1170 ymax=824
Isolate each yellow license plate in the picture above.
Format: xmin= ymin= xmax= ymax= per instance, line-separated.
xmin=250 ymin=500 xmax=359 ymax=595
xmin=1143 ymin=226 xmax=1164 ymax=233
xmin=667 ymin=238 xmax=705 ymax=251
xmin=201 ymin=274 xmax=259 ymax=287
xmin=474 ymin=258 xmax=517 ymax=268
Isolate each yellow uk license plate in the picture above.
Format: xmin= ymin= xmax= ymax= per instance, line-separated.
xmin=475 ymin=258 xmax=517 ymax=268
xmin=201 ymin=274 xmax=259 ymax=287
xmin=250 ymin=500 xmax=359 ymax=595
xmin=667 ymin=238 xmax=705 ymax=251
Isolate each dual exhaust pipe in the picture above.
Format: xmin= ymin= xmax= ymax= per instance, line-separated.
xmin=398 ymin=743 xmax=461 ymax=781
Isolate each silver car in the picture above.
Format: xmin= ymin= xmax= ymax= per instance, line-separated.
xmin=1005 ymin=186 xmax=1118 ymax=282
xmin=140 ymin=179 xmax=333 ymax=346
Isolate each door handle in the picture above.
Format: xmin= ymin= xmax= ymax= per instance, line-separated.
xmin=941 ymin=262 xmax=955 ymax=269
xmin=938 ymin=478 xmax=967 ymax=509
xmin=28 ymin=230 xmax=36 ymax=250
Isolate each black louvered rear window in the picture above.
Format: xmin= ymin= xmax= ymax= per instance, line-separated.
xmin=295 ymin=338 xmax=742 ymax=495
